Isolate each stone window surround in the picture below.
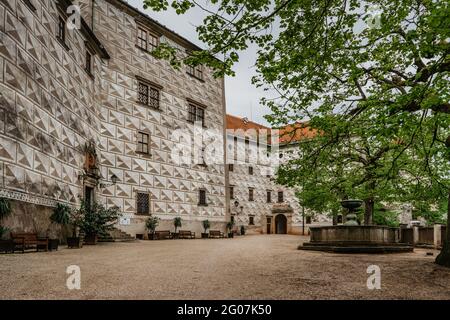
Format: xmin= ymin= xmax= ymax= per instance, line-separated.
xmin=135 ymin=76 xmax=163 ymax=110
xmin=136 ymin=191 xmax=151 ymax=215
xmin=136 ymin=22 xmax=161 ymax=53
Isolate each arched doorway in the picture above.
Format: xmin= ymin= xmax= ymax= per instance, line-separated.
xmin=275 ymin=214 xmax=287 ymax=234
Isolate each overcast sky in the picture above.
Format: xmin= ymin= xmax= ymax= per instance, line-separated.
xmin=127 ymin=0 xmax=271 ymax=126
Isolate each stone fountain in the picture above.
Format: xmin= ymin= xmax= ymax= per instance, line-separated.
xmin=299 ymin=199 xmax=413 ymax=253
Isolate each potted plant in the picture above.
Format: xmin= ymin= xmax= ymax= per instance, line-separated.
xmin=146 ymin=216 xmax=159 ymax=240
xmin=67 ymin=204 xmax=85 ymax=249
xmin=226 ymin=221 xmax=235 ymax=238
xmin=201 ymin=220 xmax=210 ymax=239
xmin=172 ymin=217 xmax=182 ymax=239
xmin=48 ymin=203 xmax=71 ymax=251
xmin=240 ymin=225 xmax=246 ymax=236
xmin=79 ymin=200 xmax=121 ymax=245
xmin=0 ymin=198 xmax=13 ymax=253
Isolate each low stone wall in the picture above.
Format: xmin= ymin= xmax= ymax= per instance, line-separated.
xmin=309 ymin=225 xmax=400 ymax=244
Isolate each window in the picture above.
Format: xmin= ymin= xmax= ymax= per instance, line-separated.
xmin=249 ymin=216 xmax=254 ymax=226
xmin=228 ymin=164 xmax=234 ymax=172
xmin=137 ymin=27 xmax=159 ymax=52
xmin=85 ymin=50 xmax=92 ymax=75
xmin=229 ymin=186 xmax=234 ymax=199
xmin=187 ymin=64 xmax=204 ymax=81
xmin=24 ymin=0 xmax=36 ymax=11
xmin=199 ymin=147 xmax=207 ymax=166
xmin=248 ymin=166 xmax=253 ymax=175
xmin=138 ymin=82 xmax=160 ymax=109
xmin=278 ymin=191 xmax=284 ymax=203
xmin=248 ymin=188 xmax=254 ymax=201
xmin=306 ymin=216 xmax=312 ymax=224
xmin=199 ymin=189 xmax=207 ymax=206
xmin=136 ymin=192 xmax=150 ymax=215
xmin=188 ymin=103 xmax=205 ymax=126
xmin=266 ymin=190 xmax=272 ymax=203
xmin=137 ymin=131 xmax=150 ymax=154
xmin=57 ymin=16 xmax=66 ymax=44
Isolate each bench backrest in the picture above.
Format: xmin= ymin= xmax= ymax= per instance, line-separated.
xmin=210 ymin=230 xmax=221 ymax=235
xmin=11 ymin=233 xmax=38 ymax=241
xmin=156 ymin=230 xmax=171 ymax=235
xmin=179 ymin=230 xmax=191 ymax=235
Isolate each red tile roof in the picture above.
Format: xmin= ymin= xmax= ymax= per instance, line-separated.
xmin=226 ymin=114 xmax=316 ymax=144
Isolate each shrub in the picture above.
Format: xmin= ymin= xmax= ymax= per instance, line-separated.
xmin=146 ymin=216 xmax=160 ymax=233
xmin=50 ymin=203 xmax=71 ymax=225
xmin=202 ymin=219 xmax=210 ymax=233
xmin=173 ymin=217 xmax=182 ymax=233
xmin=78 ymin=200 xmax=121 ymax=237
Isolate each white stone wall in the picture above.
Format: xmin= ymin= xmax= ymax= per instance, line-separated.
xmin=0 ymin=0 xmax=228 ymax=236
xmin=0 ymin=0 xmax=102 ymax=207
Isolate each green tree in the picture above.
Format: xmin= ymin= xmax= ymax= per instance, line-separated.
xmin=142 ymin=0 xmax=449 ymax=264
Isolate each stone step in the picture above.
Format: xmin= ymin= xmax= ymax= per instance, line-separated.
xmin=98 ymin=227 xmax=136 ymax=242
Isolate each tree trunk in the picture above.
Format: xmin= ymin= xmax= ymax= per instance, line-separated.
xmin=435 ymin=189 xmax=450 ymax=267
xmin=364 ymin=198 xmax=374 ymax=225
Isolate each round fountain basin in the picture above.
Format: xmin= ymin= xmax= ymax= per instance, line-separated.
xmin=310 ymin=225 xmax=399 ymax=244
xmin=300 ymin=225 xmax=413 ymax=253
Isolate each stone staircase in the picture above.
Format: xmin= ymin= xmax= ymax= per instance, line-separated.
xmin=98 ymin=227 xmax=136 ymax=242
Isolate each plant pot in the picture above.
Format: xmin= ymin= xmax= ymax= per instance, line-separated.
xmin=228 ymin=233 xmax=234 ymax=238
xmin=201 ymin=233 xmax=209 ymax=239
xmin=148 ymin=233 xmax=157 ymax=240
xmin=84 ymin=234 xmax=98 ymax=245
xmin=48 ymin=239 xmax=60 ymax=251
xmin=67 ymin=237 xmax=82 ymax=249
xmin=0 ymin=239 xmax=14 ymax=253
xmin=172 ymin=232 xmax=179 ymax=239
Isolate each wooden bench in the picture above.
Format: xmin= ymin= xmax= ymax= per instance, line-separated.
xmin=179 ymin=230 xmax=196 ymax=239
xmin=154 ymin=230 xmax=172 ymax=240
xmin=209 ymin=230 xmax=225 ymax=238
xmin=10 ymin=233 xmax=49 ymax=253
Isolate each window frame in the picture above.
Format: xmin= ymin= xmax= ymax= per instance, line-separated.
xmin=136 ymin=25 xmax=160 ymax=52
xmin=266 ymin=190 xmax=272 ymax=203
xmin=187 ymin=63 xmax=204 ymax=81
xmin=229 ymin=186 xmax=234 ymax=199
xmin=187 ymin=102 xmax=206 ymax=127
xmin=198 ymin=189 xmax=208 ymax=206
xmin=249 ymin=216 xmax=255 ymax=226
xmin=136 ymin=76 xmax=162 ymax=110
xmin=57 ymin=16 xmax=67 ymax=47
xmin=248 ymin=188 xmax=254 ymax=202
xmin=136 ymin=131 xmax=150 ymax=155
xmin=136 ymin=191 xmax=150 ymax=215
xmin=248 ymin=166 xmax=253 ymax=175
xmin=277 ymin=191 xmax=284 ymax=203
xmin=228 ymin=164 xmax=234 ymax=172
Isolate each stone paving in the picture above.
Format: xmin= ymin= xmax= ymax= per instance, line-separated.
xmin=1 ymin=235 xmax=449 ymax=299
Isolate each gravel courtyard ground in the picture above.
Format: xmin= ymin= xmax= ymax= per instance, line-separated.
xmin=1 ymin=234 xmax=449 ymax=300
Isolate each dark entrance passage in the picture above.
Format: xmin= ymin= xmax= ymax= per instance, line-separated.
xmin=275 ymin=214 xmax=287 ymax=234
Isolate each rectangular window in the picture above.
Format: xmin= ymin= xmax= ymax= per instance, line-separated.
xmin=278 ymin=191 xmax=284 ymax=203
xmin=267 ymin=190 xmax=271 ymax=203
xmin=137 ymin=28 xmax=147 ymax=51
xmin=230 ymin=186 xmax=234 ymax=199
xmin=136 ymin=192 xmax=150 ymax=215
xmin=137 ymin=27 xmax=159 ymax=52
xmin=85 ymin=50 xmax=92 ymax=75
xmin=228 ymin=164 xmax=234 ymax=172
xmin=306 ymin=216 xmax=312 ymax=224
xmin=24 ymin=0 xmax=36 ymax=11
xmin=187 ymin=64 xmax=204 ymax=81
xmin=137 ymin=131 xmax=150 ymax=154
xmin=199 ymin=189 xmax=207 ymax=206
xmin=249 ymin=216 xmax=254 ymax=226
xmin=249 ymin=166 xmax=253 ymax=175
xmin=138 ymin=82 xmax=160 ymax=109
xmin=248 ymin=188 xmax=254 ymax=202
xmin=187 ymin=103 xmax=205 ymax=126
xmin=57 ymin=16 xmax=66 ymax=44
